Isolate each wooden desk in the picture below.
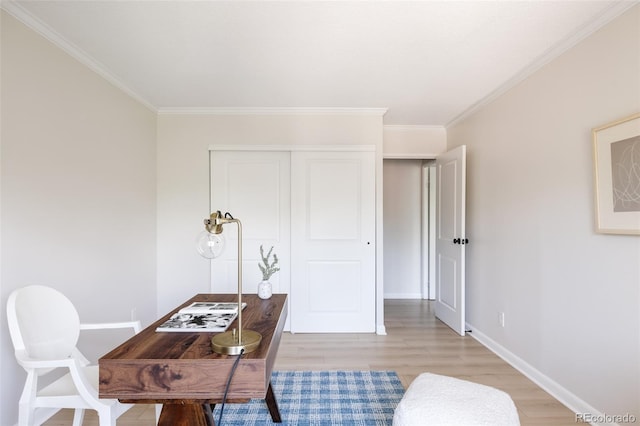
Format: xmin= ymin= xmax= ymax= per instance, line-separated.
xmin=99 ymin=294 xmax=287 ymax=426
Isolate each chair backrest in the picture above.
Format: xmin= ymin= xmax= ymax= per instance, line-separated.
xmin=7 ymin=285 xmax=80 ymax=360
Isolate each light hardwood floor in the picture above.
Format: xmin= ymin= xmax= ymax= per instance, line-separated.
xmin=45 ymin=299 xmax=576 ymax=425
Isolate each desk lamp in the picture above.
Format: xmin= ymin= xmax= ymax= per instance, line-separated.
xmin=197 ymin=211 xmax=262 ymax=355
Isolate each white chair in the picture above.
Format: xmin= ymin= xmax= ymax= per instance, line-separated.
xmin=7 ymin=285 xmax=142 ymax=426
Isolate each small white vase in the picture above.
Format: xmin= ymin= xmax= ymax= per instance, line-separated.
xmin=258 ymin=280 xmax=272 ymax=299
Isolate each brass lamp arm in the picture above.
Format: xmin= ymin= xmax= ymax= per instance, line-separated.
xmin=204 ymin=210 xmax=262 ymax=355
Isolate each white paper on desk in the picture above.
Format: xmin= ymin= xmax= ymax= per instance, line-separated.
xmin=155 ymin=311 xmax=238 ymax=332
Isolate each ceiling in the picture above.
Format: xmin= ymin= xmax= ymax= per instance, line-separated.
xmin=3 ymin=1 xmax=635 ymax=126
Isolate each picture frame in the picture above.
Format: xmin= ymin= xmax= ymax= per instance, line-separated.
xmin=592 ymin=113 xmax=640 ymax=235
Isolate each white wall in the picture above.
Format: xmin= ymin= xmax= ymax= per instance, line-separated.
xmin=156 ymin=113 xmax=386 ymax=331
xmin=448 ymin=6 xmax=640 ymax=420
xmin=383 ymin=159 xmax=423 ymax=298
xmin=0 ymin=12 xmax=158 ymax=425
xmin=383 ymin=125 xmax=446 ymax=158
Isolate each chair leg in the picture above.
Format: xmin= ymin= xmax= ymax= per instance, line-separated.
xmin=97 ymin=409 xmax=117 ymax=426
xmin=72 ymin=408 xmax=85 ymax=426
xmin=18 ymin=406 xmax=34 ymax=426
xmin=18 ymin=376 xmax=37 ymax=426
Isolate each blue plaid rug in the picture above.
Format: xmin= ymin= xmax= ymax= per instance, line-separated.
xmin=212 ymin=370 xmax=405 ymax=425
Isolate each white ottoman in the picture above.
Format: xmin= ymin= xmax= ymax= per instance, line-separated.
xmin=393 ymin=373 xmax=520 ymax=426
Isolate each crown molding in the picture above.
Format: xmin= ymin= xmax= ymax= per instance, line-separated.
xmin=157 ymin=107 xmax=388 ymax=116
xmin=446 ymin=0 xmax=638 ymax=128
xmin=1 ymin=0 xmax=157 ymax=112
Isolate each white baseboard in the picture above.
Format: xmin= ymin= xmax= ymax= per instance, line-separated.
xmin=466 ymin=322 xmax=615 ymax=426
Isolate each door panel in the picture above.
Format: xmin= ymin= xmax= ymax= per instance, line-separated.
xmin=308 ymin=261 xmax=361 ymax=312
xmin=438 ymin=256 xmax=457 ymax=309
xmin=435 ymin=146 xmax=466 ymax=336
xmin=291 ymin=151 xmax=376 ymax=332
xmin=307 ymin=160 xmax=360 ymax=240
xmin=209 ymin=151 xmax=291 ymax=298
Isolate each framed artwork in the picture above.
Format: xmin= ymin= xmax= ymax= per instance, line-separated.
xmin=592 ymin=113 xmax=640 ymax=235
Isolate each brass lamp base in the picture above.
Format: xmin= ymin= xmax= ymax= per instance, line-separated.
xmin=211 ymin=329 xmax=262 ymax=355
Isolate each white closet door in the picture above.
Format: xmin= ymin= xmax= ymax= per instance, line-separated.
xmin=209 ymin=151 xmax=290 ymax=298
xmin=290 ymin=150 xmax=376 ymax=332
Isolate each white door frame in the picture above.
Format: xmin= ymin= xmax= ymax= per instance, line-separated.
xmin=383 ymin=158 xmax=436 ymax=301
xmin=421 ymin=162 xmax=437 ymax=300
xmin=383 ymin=153 xmax=464 ymax=323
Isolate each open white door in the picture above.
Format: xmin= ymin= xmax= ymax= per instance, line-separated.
xmin=435 ymin=145 xmax=467 ymax=336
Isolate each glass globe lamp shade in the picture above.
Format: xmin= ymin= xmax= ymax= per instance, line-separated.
xmin=196 ymin=231 xmax=226 ymax=259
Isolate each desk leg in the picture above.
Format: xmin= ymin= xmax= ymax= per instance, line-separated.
xmin=158 ymin=403 xmax=215 ymax=426
xmin=265 ymin=381 xmax=282 ymax=423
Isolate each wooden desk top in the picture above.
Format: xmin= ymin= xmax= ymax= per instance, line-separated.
xmin=99 ymin=294 xmax=288 ymax=402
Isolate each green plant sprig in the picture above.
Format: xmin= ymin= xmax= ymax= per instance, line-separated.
xmin=258 ymin=245 xmax=280 ymax=281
